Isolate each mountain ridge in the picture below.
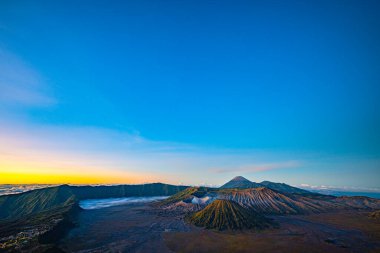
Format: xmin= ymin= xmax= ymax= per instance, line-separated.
xmin=0 ymin=183 xmax=188 ymax=251
xmin=160 ymin=177 xmax=380 ymax=215
xmin=220 ymin=176 xmax=313 ymax=195
xmin=0 ymin=183 xmax=188 ymax=223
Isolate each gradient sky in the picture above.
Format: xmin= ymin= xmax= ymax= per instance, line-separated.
xmin=0 ymin=0 xmax=379 ymax=190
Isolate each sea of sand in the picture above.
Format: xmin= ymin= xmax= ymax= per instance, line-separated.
xmin=57 ymin=201 xmax=380 ymax=253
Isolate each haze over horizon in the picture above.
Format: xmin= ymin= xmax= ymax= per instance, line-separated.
xmin=0 ymin=0 xmax=379 ymax=190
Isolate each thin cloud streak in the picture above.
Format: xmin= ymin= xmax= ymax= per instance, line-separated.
xmin=299 ymin=183 xmax=380 ymax=193
xmin=0 ymin=117 xmax=306 ymax=185
xmin=211 ymin=160 xmax=302 ymax=174
xmin=1 ymin=117 xmax=379 ymax=187
xmin=0 ymin=48 xmax=56 ymax=107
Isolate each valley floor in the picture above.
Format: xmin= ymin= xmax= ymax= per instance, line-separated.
xmin=58 ymin=203 xmax=380 ymax=253
xmin=59 ymin=203 xmax=191 ymax=253
xmin=166 ymin=213 xmax=380 ymax=253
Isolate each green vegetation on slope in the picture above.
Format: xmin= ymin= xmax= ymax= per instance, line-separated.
xmin=0 ymin=186 xmax=79 ymax=252
xmin=158 ymin=186 xmax=211 ymax=206
xmin=187 ymin=199 xmax=273 ymax=230
xmin=0 ymin=185 xmax=76 ymax=221
xmin=0 ymin=183 xmax=188 ymax=252
xmin=0 ymin=183 xmax=188 ymax=222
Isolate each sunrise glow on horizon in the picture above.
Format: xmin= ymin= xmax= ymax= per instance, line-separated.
xmin=0 ymin=171 xmax=139 ymax=185
xmin=2 ymin=2 xmax=380 ymax=253
xmin=0 ymin=1 xmax=379 ymax=190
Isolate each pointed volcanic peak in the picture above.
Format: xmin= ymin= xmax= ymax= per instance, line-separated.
xmin=220 ymin=176 xmax=262 ymax=189
xmin=187 ymin=199 xmax=273 ymax=230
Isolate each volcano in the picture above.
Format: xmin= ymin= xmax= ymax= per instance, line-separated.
xmin=220 ymin=176 xmax=262 ymax=189
xmin=187 ymin=199 xmax=272 ymax=230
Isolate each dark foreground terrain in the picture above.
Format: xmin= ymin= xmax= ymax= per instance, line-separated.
xmin=59 ymin=202 xmax=189 ymax=252
xmin=165 ymin=212 xmax=380 ymax=253
xmin=57 ymin=202 xmax=380 ymax=253
xmin=1 ymin=179 xmax=379 ymax=253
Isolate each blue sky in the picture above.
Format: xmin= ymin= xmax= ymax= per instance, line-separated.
xmin=0 ymin=0 xmax=379 ymax=189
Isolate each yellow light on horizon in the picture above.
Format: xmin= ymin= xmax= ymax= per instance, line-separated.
xmin=0 ymin=171 xmax=151 ymax=184
xmin=0 ymin=160 xmax=155 ymax=184
xmin=0 ymin=140 xmax=165 ymax=185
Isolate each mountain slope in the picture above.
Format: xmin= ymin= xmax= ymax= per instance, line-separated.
xmin=158 ymin=179 xmax=380 ymax=215
xmin=218 ymin=187 xmax=328 ymax=214
xmin=0 ymin=183 xmax=188 ymax=222
xmin=158 ymin=187 xmax=217 ymax=213
xmin=260 ymin=181 xmax=311 ymax=194
xmin=0 ymin=185 xmax=80 ymax=252
xmin=220 ymin=177 xmax=312 ymax=196
xmin=0 ymin=185 xmax=76 ymax=220
xmin=187 ymin=199 xmax=272 ymax=230
xmin=220 ymin=176 xmax=262 ymax=189
xmin=71 ymin=183 xmax=187 ymax=200
xmin=157 ymin=187 xmax=208 ymax=206
xmin=0 ymin=183 xmax=188 ymax=252
xmin=335 ymin=196 xmax=380 ymax=209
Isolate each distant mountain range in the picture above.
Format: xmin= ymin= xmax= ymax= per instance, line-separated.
xmin=163 ymin=176 xmax=380 ymax=216
xmin=167 ymin=177 xmax=380 ymax=230
xmin=1 ymin=176 xmax=380 ymax=249
xmin=220 ymin=176 xmax=310 ymax=194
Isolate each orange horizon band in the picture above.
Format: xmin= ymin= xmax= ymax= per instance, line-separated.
xmin=0 ymin=171 xmax=146 ymax=184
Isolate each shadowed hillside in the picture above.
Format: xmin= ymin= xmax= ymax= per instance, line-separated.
xmin=0 ymin=186 xmax=79 ymax=252
xmin=0 ymin=183 xmax=187 ymax=252
xmin=187 ymin=199 xmax=273 ymax=230
xmin=0 ymin=185 xmax=76 ymax=220
xmin=71 ymin=183 xmax=187 ymax=200
xmin=0 ymin=183 xmax=188 ymax=222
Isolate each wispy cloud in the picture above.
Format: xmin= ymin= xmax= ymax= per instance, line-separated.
xmin=1 ymin=119 xmax=379 ymax=187
xmin=211 ymin=160 xmax=301 ymax=173
xmin=0 ymin=48 xmax=56 ymax=107
xmin=299 ymin=183 xmax=380 ymax=193
xmin=0 ymin=118 xmax=306 ymax=185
